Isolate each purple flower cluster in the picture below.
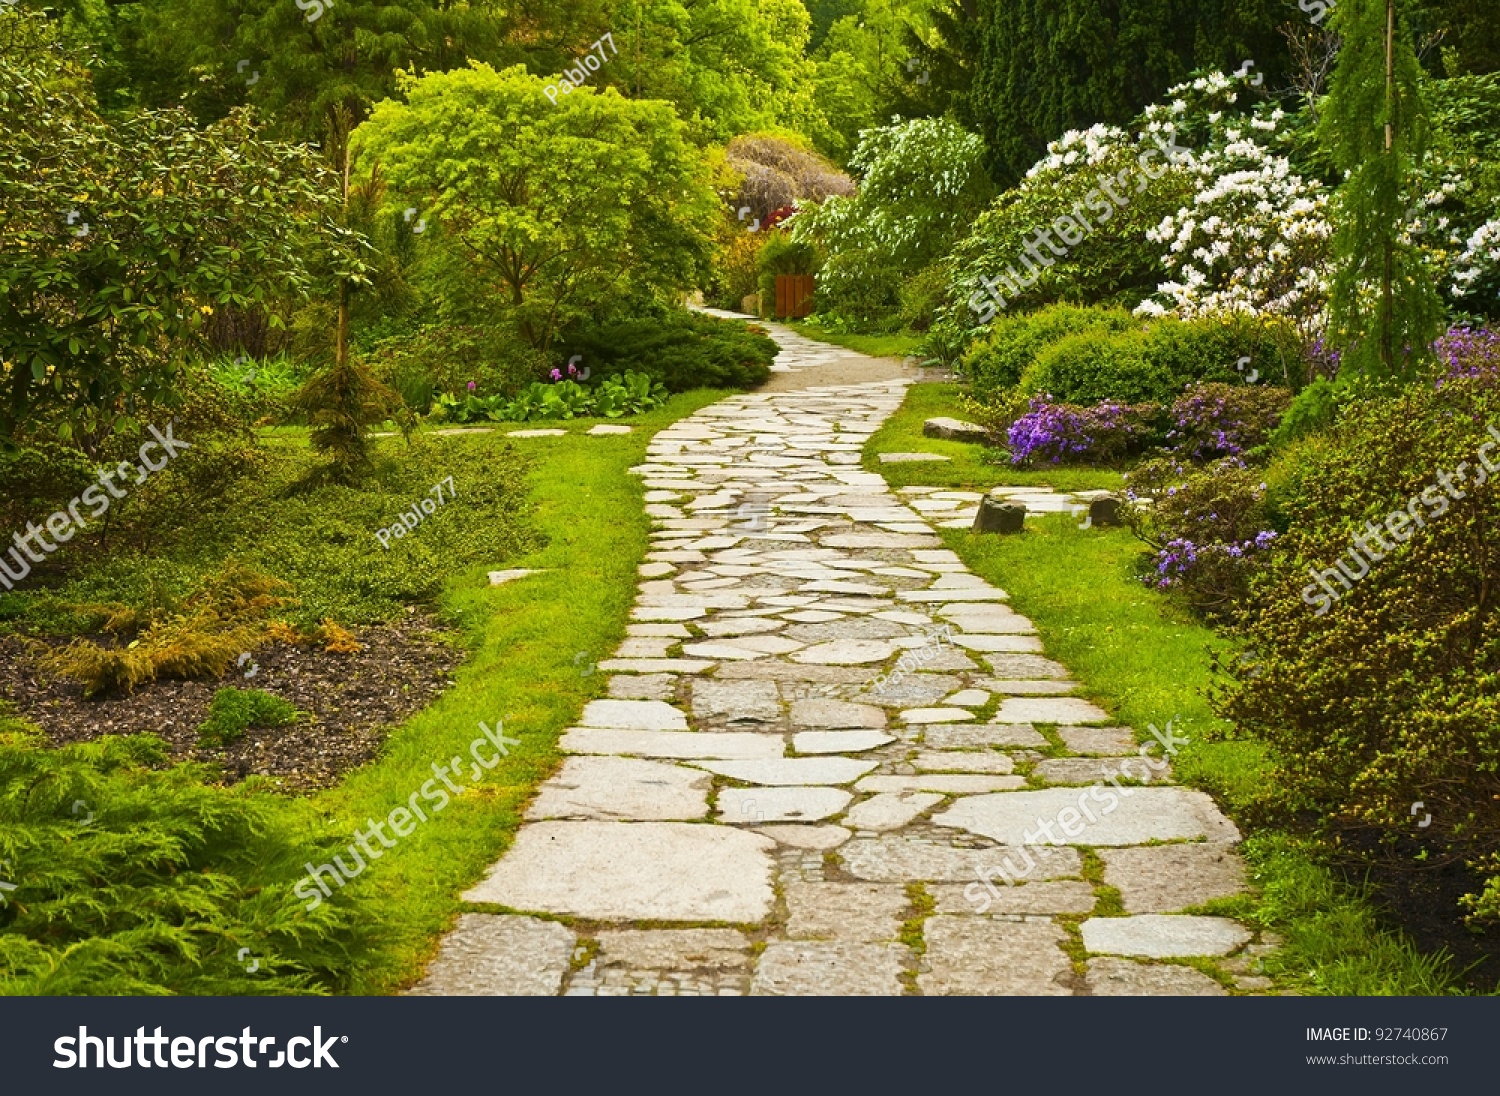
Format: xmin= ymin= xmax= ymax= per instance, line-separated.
xmin=1434 ymin=326 xmax=1499 ymax=385
xmin=1152 ymin=530 xmax=1277 ymax=590
xmin=1007 ymin=397 xmax=1152 ymax=466
xmin=1166 ymin=383 xmax=1289 ymax=461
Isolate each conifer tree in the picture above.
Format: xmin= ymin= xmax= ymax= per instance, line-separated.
xmin=1318 ymin=0 xmax=1444 ymax=383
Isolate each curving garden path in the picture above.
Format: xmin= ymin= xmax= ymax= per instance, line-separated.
xmin=410 ymin=319 xmax=1276 ymax=996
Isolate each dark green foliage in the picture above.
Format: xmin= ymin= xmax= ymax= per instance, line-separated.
xmin=364 ymin=326 xmax=549 ymax=413
xmin=1318 ymin=0 xmax=1444 ymax=383
xmin=3 ymin=435 xmax=538 ymax=632
xmin=992 ymin=311 xmax=1302 ymax=405
xmin=756 ymin=232 xmax=820 ymax=302
xmin=0 ymin=717 xmax=367 ymax=995
xmin=1219 ymin=374 xmax=1500 ymax=920
xmin=812 ymin=252 xmax=905 ymax=332
xmin=291 ymin=357 xmax=407 ymax=485
xmin=563 ymin=310 xmax=776 ymax=392
xmin=971 ymin=0 xmax=1290 ymax=184
xmin=960 ymin=304 xmax=1135 ymax=398
xmin=0 ymin=18 xmax=367 ymax=450
xmin=198 ymin=688 xmax=299 ymax=748
xmin=1268 ymin=376 xmax=1342 ymax=449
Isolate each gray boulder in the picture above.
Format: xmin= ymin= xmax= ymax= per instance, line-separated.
xmin=923 ymin=417 xmax=990 ymax=444
xmin=973 ymin=498 xmax=1026 ymax=534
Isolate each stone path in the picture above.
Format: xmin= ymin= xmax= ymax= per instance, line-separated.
xmin=410 ymin=326 xmax=1275 ymax=997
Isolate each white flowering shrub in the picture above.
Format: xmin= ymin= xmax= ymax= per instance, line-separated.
xmin=791 ymin=117 xmax=992 ymax=327
xmin=1132 ymin=74 xmax=1332 ymax=328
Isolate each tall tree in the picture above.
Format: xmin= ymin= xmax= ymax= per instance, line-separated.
xmin=971 ymin=0 xmax=1289 ymax=185
xmin=1318 ymin=0 xmax=1443 ymax=382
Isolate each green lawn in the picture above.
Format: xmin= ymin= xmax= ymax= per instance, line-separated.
xmin=869 ymin=384 xmax=1466 ymax=997
xmin=864 ymin=383 xmax=1126 ymax=493
xmin=314 ymin=392 xmax=728 ymax=992
xmin=784 ymin=321 xmax=923 ymax=359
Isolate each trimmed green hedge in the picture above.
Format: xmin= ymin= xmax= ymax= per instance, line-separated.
xmin=564 ymin=309 xmax=777 ymax=392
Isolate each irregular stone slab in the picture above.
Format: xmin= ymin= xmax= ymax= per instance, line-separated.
xmin=923 ymin=417 xmax=990 ymax=443
xmin=1034 ymin=756 xmax=1172 ymax=785
xmin=790 ymin=639 xmax=895 ymax=665
xmin=695 ymin=757 xmax=877 ymax=786
xmin=944 ymin=689 xmax=990 ymax=707
xmin=858 ymin=774 xmax=1026 ymax=794
xmin=717 ymin=661 xmax=873 ymax=684
xmin=939 ymin=604 xmax=1030 ymax=628
xmin=924 ymin=723 xmax=1048 ymax=748
xmin=719 ymin=786 xmax=852 ymax=824
xmin=785 ymin=882 xmax=909 ymax=942
xmin=607 ymin=675 xmax=678 ymax=701
xmin=994 ymin=697 xmax=1111 ymax=724
xmin=1085 ymin=958 xmax=1227 ymax=996
xmin=527 ymin=756 xmax=710 ymax=821
xmin=862 ymin=675 xmax=965 ymax=708
xmin=789 ymin=698 xmax=887 ymax=729
xmin=696 ymin=617 xmax=788 ymax=638
xmin=617 ymin=637 xmax=676 ymax=659
xmin=760 ymin=824 xmax=852 ymax=849
xmin=900 ymin=588 xmax=1009 ymax=602
xmin=595 ymin=928 xmax=747 ymax=971
xmin=920 ymin=917 xmax=1073 ymax=996
xmin=840 ymin=836 xmax=1081 ymax=883
xmin=901 ymin=707 xmax=975 ymax=724
xmin=934 ymin=788 xmax=1241 ymax=846
xmin=725 ymin=634 xmax=806 ymax=655
xmin=600 ymin=658 xmax=717 ymax=673
xmin=588 ymin=424 xmax=634 ymax=435
xmin=464 ymin=821 xmax=775 ymax=923
xmin=1099 ymin=845 xmax=1249 ymax=913
xmin=823 ymin=533 xmax=942 ymax=549
xmin=751 ymin=941 xmax=906 ymax=996
xmin=581 ymin=699 xmax=689 ymax=731
xmin=793 ymin=730 xmax=894 ymax=754
xmin=782 ymin=609 xmax=846 ymax=622
xmin=932 ymin=880 xmax=1097 ymax=916
xmin=1058 ymin=726 xmax=1139 ymax=755
xmin=981 ymin=679 xmax=1079 ymax=696
xmin=914 ymin=751 xmax=1015 ymax=775
xmin=844 ymin=792 xmax=944 ymax=832
xmin=488 ymin=568 xmax=541 ymax=586
xmin=690 ymin=679 xmax=782 ymax=723
xmin=507 ymin=429 xmax=566 ymax=438
xmin=681 ymin=641 xmax=771 ymax=661
xmin=879 ymin=452 xmax=952 ymax=463
xmin=559 ymin=727 xmax=783 ymax=760
xmin=407 ymin=914 xmax=573 ymax=996
xmin=1080 ymin=915 xmax=1252 ymax=958
xmin=982 ymin=654 xmax=1073 ymax=679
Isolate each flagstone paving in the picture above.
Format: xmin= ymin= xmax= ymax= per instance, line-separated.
xmin=413 ymin=324 xmax=1276 ymax=997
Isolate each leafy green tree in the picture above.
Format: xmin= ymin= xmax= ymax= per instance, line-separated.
xmin=809 ymin=0 xmax=935 ymax=161
xmin=972 ymin=0 xmax=1289 ymax=185
xmin=601 ymin=0 xmax=823 ymax=145
xmin=1318 ymin=0 xmax=1444 ymax=382
xmin=0 ymin=16 xmax=365 ymax=451
xmin=356 ymin=63 xmax=720 ymax=352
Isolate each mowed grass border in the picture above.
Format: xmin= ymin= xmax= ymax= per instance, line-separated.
xmin=863 ymin=381 xmax=1467 ymax=996
xmin=302 ymin=390 xmax=727 ymax=994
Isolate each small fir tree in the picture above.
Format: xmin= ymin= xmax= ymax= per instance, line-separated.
xmin=1317 ymin=0 xmax=1444 ymax=384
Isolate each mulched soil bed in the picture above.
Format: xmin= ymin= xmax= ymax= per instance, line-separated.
xmin=0 ymin=612 xmax=465 ymax=792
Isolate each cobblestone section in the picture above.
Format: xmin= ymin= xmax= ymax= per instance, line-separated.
xmin=411 ymin=329 xmax=1277 ymax=997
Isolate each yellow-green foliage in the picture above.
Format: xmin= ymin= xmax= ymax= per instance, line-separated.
xmin=42 ymin=563 xmax=295 ymax=696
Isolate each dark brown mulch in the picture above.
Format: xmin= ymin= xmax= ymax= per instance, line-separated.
xmin=0 ymin=612 xmax=466 ymax=792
